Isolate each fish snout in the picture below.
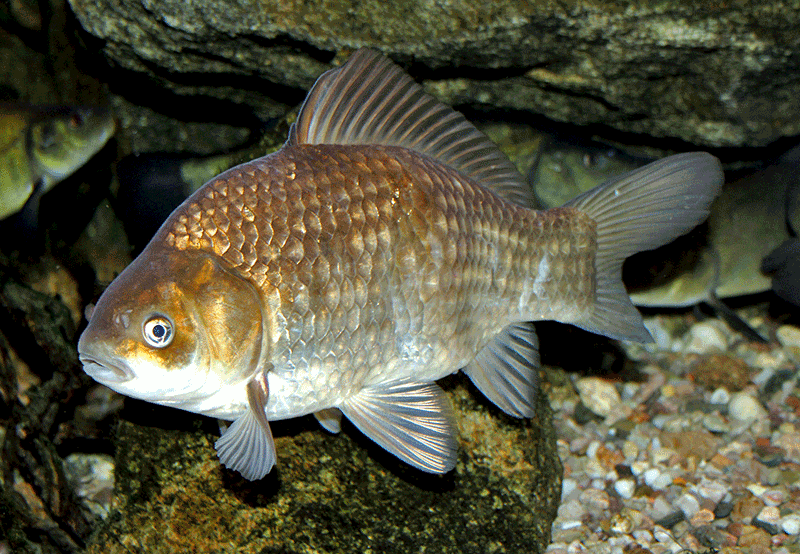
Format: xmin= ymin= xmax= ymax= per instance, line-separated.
xmin=79 ymin=353 xmax=133 ymax=385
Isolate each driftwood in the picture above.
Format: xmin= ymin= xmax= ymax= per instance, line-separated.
xmin=0 ymin=269 xmax=97 ymax=553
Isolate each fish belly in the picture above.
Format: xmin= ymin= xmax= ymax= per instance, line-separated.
xmin=161 ymin=143 xmax=597 ymax=420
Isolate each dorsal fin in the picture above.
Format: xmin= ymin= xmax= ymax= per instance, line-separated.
xmin=288 ymin=49 xmax=534 ymax=207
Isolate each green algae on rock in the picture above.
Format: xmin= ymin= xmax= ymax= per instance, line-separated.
xmin=85 ymin=378 xmax=561 ymax=554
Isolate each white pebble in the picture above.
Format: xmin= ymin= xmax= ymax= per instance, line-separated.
xmin=776 ymin=324 xmax=800 ymax=349
xmin=675 ymin=493 xmax=700 ymax=518
xmin=650 ymin=496 xmax=673 ymax=520
xmin=614 ymin=478 xmax=636 ymax=499
xmin=685 ymin=321 xmax=728 ymax=353
xmin=575 ymin=377 xmax=621 ymax=418
xmin=651 ymin=447 xmax=675 ymax=465
xmin=643 ymin=468 xmax=661 ymax=487
xmin=585 ymin=440 xmax=601 ymax=459
xmin=728 ymin=392 xmax=768 ymax=422
xmin=694 ymin=478 xmax=728 ymax=504
xmin=559 ymin=519 xmax=584 ymax=531
xmin=747 ymin=483 xmax=767 ymax=497
xmin=650 ymin=470 xmax=673 ymax=490
xmin=632 ymin=529 xmax=653 ymax=544
xmin=782 ymin=514 xmax=800 ymax=535
xmin=561 ymin=478 xmax=578 ymax=500
xmin=709 ymin=387 xmax=730 ymax=404
xmin=757 ymin=505 xmax=780 ymax=524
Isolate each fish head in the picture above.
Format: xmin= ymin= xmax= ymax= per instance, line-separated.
xmin=29 ymin=105 xmax=115 ymax=187
xmin=78 ymin=246 xmax=266 ymax=412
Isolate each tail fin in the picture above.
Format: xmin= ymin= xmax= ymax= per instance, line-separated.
xmin=565 ymin=152 xmax=723 ymax=342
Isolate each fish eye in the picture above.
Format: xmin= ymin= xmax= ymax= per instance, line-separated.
xmin=142 ymin=315 xmax=174 ymax=348
xmin=69 ymin=109 xmax=88 ymax=129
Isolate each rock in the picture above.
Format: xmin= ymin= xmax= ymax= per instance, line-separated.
xmin=675 ymin=493 xmax=700 ymax=518
xmin=728 ymin=392 xmax=768 ymax=422
xmin=709 ymin=387 xmax=731 ymax=405
xmin=84 ymin=380 xmax=562 ymax=553
xmin=695 ymin=478 xmax=728 ymax=504
xmin=67 ymin=0 xmax=800 ymax=149
xmin=575 ymin=377 xmax=623 ymax=419
xmin=660 ymin=430 xmax=722 ymax=462
xmin=688 ymin=509 xmax=715 ymax=528
xmin=688 ymin=354 xmax=753 ymax=392
xmin=776 ymin=324 xmax=800 ymax=350
xmin=781 ymin=514 xmax=800 ymax=535
xmin=614 ymin=478 xmax=636 ymax=500
xmin=685 ymin=321 xmax=729 ymax=353
xmin=63 ymin=453 xmax=115 ymax=519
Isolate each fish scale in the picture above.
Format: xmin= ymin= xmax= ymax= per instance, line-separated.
xmin=78 ymin=49 xmax=722 ymax=480
xmin=160 ymin=142 xmax=597 ymax=410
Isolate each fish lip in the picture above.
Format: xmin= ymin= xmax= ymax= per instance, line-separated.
xmin=79 ymin=354 xmax=133 ymax=384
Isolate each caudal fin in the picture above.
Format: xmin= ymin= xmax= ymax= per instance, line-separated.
xmin=565 ymin=152 xmax=724 ymax=342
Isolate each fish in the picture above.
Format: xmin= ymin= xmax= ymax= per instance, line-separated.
xmin=530 ymin=138 xmax=793 ymax=316
xmin=77 ymin=49 xmax=723 ymax=480
xmin=530 ymin=139 xmax=645 ymax=210
xmin=0 ymin=102 xmax=115 ymax=219
xmin=761 ymin=144 xmax=800 ymax=307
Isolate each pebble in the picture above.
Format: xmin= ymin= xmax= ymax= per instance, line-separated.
xmin=776 ymin=324 xmax=800 ymax=350
xmin=701 ymin=412 xmax=729 ymax=433
xmin=782 ymin=515 xmax=800 ymax=535
xmin=728 ymin=392 xmax=768 ymax=422
xmin=63 ymin=453 xmax=115 ymax=519
xmin=694 ymin=478 xmax=728 ymax=503
xmin=575 ymin=377 xmax=622 ymax=419
xmin=544 ymin=309 xmax=800 ymax=554
xmin=613 ymin=478 xmax=635 ymax=499
xmin=674 ymin=493 xmax=700 ymax=518
xmin=685 ymin=321 xmax=728 ymax=353
xmin=709 ymin=387 xmax=730 ymax=404
xmin=755 ymin=505 xmax=780 ymax=524
xmin=688 ymin=508 xmax=714 ymax=527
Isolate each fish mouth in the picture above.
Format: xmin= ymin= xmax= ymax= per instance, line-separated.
xmin=79 ymin=355 xmax=133 ymax=384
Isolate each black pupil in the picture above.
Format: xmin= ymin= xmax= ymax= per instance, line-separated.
xmin=152 ymin=324 xmax=166 ymax=339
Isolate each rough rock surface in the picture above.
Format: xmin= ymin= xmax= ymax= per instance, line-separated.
xmin=85 ymin=380 xmax=562 ymax=554
xmin=67 ymin=0 xmax=800 ymax=148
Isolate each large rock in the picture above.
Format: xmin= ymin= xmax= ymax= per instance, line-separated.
xmin=85 ymin=379 xmax=562 ymax=553
xmin=68 ymin=0 xmax=800 ymax=148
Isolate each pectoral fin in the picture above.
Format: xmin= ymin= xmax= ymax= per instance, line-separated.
xmin=215 ymin=377 xmax=276 ymax=480
xmin=314 ymin=408 xmax=343 ymax=434
xmin=463 ymin=323 xmax=539 ymax=418
xmin=340 ymin=381 xmax=457 ymax=473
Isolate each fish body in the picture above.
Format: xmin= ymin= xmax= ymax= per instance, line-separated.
xmin=0 ymin=103 xmax=115 ymax=219
xmin=78 ymin=50 xmax=722 ymax=480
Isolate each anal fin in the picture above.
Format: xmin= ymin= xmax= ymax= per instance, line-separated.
xmin=314 ymin=407 xmax=343 ymax=433
xmin=215 ymin=377 xmax=276 ymax=480
xmin=340 ymin=381 xmax=457 ymax=473
xmin=463 ymin=323 xmax=539 ymax=418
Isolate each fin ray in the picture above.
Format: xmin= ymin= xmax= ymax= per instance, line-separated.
xmin=314 ymin=407 xmax=343 ymax=434
xmin=214 ymin=377 xmax=276 ymax=480
xmin=340 ymin=381 xmax=457 ymax=473
xmin=566 ymin=152 xmax=723 ymax=342
xmin=463 ymin=323 xmax=539 ymax=418
xmin=290 ymin=48 xmax=534 ymax=207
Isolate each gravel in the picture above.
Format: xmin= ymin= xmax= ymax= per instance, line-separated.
xmin=544 ymin=309 xmax=800 ymax=554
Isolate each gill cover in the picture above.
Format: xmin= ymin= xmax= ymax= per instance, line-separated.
xmin=79 ymin=246 xmax=267 ymax=407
